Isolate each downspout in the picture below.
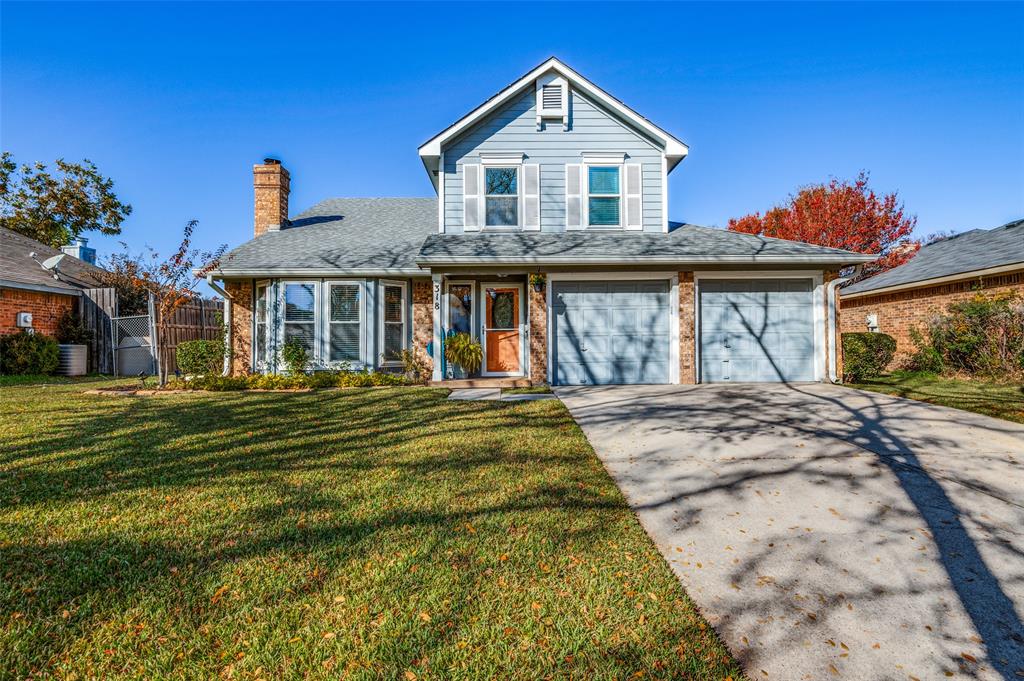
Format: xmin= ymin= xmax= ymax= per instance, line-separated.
xmin=827 ymin=265 xmax=861 ymax=383
xmin=206 ymin=274 xmax=233 ymax=376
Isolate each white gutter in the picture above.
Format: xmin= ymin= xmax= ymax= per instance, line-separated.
xmin=827 ymin=266 xmax=860 ymax=383
xmin=206 ymin=274 xmax=233 ymax=376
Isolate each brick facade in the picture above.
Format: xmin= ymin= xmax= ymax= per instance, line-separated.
xmin=678 ymin=272 xmax=696 ymax=384
xmin=253 ymin=161 xmax=290 ymax=238
xmin=841 ymin=270 xmax=1024 ymax=364
xmin=0 ymin=287 xmax=76 ymax=337
xmin=225 ymin=280 xmax=253 ymax=375
xmin=528 ymin=283 xmax=547 ymax=384
xmin=411 ymin=279 xmax=434 ymax=375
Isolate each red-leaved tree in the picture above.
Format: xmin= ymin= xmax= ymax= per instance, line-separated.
xmin=728 ymin=172 xmax=919 ymax=276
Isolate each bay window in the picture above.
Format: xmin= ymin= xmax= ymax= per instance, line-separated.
xmin=379 ymin=281 xmax=407 ymax=365
xmin=283 ymin=282 xmax=317 ymax=357
xmin=328 ymin=282 xmax=362 ymax=364
xmin=254 ymin=282 xmax=269 ymax=370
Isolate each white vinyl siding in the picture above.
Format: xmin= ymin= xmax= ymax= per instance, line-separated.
xmin=443 ymin=88 xmax=663 ymax=233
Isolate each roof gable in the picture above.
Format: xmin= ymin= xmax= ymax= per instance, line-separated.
xmin=418 ymin=57 xmax=688 ymax=188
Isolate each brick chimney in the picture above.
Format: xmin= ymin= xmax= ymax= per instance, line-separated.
xmin=253 ymin=158 xmax=290 ymax=237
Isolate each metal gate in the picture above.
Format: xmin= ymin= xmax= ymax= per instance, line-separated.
xmin=110 ymin=314 xmax=156 ymax=376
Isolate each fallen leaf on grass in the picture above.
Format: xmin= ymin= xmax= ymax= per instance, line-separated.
xmin=211 ymin=585 xmax=230 ymax=604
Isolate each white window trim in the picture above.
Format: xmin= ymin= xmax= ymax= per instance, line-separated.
xmin=322 ymin=279 xmax=365 ymax=369
xmin=692 ymin=271 xmax=825 ymax=383
xmin=584 ymin=163 xmax=624 ymax=229
xmin=480 ymin=281 xmax=526 ymax=378
xmin=443 ymin=280 xmax=476 ymax=338
xmin=253 ymin=280 xmax=271 ymax=373
xmin=378 ymin=279 xmax=408 ymax=367
xmin=545 ymin=272 xmax=679 ymax=385
xmin=279 ymin=280 xmax=320 ymax=367
xmin=481 ymin=161 xmax=522 ymax=230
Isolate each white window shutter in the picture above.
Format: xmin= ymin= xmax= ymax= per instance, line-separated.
xmin=624 ymin=163 xmax=643 ymax=231
xmin=523 ymin=164 xmax=540 ymax=231
xmin=463 ymin=163 xmax=481 ymax=232
xmin=565 ymin=164 xmax=583 ymax=230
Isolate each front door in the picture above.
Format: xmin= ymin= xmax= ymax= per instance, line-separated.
xmin=482 ymin=284 xmax=522 ymax=375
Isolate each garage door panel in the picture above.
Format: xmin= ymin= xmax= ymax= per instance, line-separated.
xmin=551 ymin=280 xmax=670 ymax=385
xmin=700 ymin=279 xmax=815 ymax=383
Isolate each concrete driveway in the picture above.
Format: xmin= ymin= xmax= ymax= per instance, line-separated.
xmin=556 ymin=383 xmax=1024 ymax=681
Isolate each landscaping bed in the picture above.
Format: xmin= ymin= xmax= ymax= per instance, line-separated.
xmin=848 ymin=371 xmax=1024 ymax=424
xmin=0 ymin=381 xmax=743 ymax=679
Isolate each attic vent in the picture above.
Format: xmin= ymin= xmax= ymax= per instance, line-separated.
xmin=541 ymin=84 xmax=562 ymax=110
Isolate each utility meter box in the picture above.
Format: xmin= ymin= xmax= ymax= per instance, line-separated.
xmin=866 ymin=313 xmax=879 ymax=332
xmin=16 ymin=312 xmax=33 ymax=328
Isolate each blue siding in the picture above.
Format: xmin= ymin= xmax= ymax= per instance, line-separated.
xmin=443 ymin=88 xmax=665 ymax=233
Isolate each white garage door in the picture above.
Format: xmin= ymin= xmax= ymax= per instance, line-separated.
xmin=551 ymin=280 xmax=671 ymax=385
xmin=700 ymin=279 xmax=816 ymax=382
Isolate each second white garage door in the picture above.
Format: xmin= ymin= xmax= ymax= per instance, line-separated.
xmin=699 ymin=278 xmax=816 ymax=382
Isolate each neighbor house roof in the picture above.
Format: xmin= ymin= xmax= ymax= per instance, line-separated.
xmin=0 ymin=227 xmax=107 ymax=295
xmin=417 ymin=223 xmax=876 ymax=267
xmin=214 ymin=198 xmax=439 ymax=277
xmin=417 ymin=57 xmax=689 ymax=188
xmin=843 ymin=218 xmax=1024 ymax=297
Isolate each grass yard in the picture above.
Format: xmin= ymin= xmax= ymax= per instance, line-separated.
xmin=848 ymin=371 xmax=1024 ymax=424
xmin=0 ymin=379 xmax=742 ymax=680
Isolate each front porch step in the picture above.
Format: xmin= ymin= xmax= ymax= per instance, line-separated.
xmin=428 ymin=378 xmax=534 ymax=388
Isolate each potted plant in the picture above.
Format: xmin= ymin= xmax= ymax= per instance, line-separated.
xmin=444 ymin=332 xmax=483 ymax=379
xmin=55 ymin=309 xmax=92 ymax=376
xmin=529 ymin=273 xmax=546 ymax=293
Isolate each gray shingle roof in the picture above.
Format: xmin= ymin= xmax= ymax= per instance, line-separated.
xmin=843 ymin=219 xmax=1024 ymax=295
xmin=216 ymin=198 xmax=438 ymax=275
xmin=417 ymin=223 xmax=875 ymax=265
xmin=0 ymin=227 xmax=107 ymax=294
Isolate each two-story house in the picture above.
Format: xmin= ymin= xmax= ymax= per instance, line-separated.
xmin=211 ymin=58 xmax=874 ymax=385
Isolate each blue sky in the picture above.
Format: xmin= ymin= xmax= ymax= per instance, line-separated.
xmin=3 ymin=1 xmax=1022 ymax=271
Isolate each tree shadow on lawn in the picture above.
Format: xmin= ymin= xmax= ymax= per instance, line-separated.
xmin=562 ymin=384 xmax=1024 ymax=679
xmin=2 ymin=388 xmax=738 ymax=678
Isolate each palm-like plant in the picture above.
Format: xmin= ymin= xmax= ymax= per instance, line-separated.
xmin=445 ymin=332 xmax=483 ymax=375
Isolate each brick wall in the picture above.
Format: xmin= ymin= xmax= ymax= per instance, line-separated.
xmin=841 ymin=270 xmax=1024 ymax=363
xmin=225 ymin=280 xmax=253 ymax=375
xmin=411 ymin=279 xmax=434 ymax=375
xmin=253 ymin=161 xmax=290 ymax=238
xmin=529 ymin=283 xmax=547 ymax=384
xmin=678 ymin=272 xmax=696 ymax=384
xmin=0 ymin=287 xmax=76 ymax=337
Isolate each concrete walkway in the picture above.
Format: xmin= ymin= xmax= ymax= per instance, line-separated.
xmin=556 ymin=383 xmax=1024 ymax=681
xmin=447 ymin=388 xmax=558 ymax=402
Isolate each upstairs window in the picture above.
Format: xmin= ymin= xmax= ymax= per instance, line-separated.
xmin=485 ymin=166 xmax=518 ymax=227
xmin=588 ymin=166 xmax=621 ymax=227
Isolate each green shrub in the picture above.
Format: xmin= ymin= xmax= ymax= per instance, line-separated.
xmin=0 ymin=331 xmax=60 ymax=375
xmin=842 ymin=332 xmax=896 ymax=382
xmin=281 ymin=338 xmax=309 ymax=375
xmin=928 ymin=291 xmax=1024 ymax=377
xmin=176 ymin=339 xmax=225 ymax=376
xmin=55 ymin=309 xmax=94 ymax=346
xmin=903 ymin=328 xmax=944 ymax=374
xmin=177 ymin=369 xmax=407 ymax=391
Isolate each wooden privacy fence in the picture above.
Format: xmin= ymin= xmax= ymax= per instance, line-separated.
xmin=156 ymin=298 xmax=223 ymax=375
xmin=81 ymin=287 xmax=117 ymax=374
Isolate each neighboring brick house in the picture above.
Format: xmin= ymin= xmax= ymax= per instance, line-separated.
xmin=210 ymin=58 xmax=873 ymax=385
xmin=841 ymin=218 xmax=1024 ymax=362
xmin=0 ymin=227 xmax=107 ymax=337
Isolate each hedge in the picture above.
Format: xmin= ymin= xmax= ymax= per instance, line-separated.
xmin=842 ymin=332 xmax=896 ymax=382
xmin=176 ymin=370 xmax=408 ymax=391
xmin=0 ymin=331 xmax=60 ymax=375
xmin=176 ymin=339 xmax=225 ymax=376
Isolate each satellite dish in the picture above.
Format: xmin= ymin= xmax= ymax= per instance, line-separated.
xmin=41 ymin=254 xmax=66 ymax=271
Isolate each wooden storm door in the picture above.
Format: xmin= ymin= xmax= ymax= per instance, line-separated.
xmin=483 ymin=285 xmax=522 ymax=375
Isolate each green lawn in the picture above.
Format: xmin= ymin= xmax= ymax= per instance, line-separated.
xmin=0 ymin=380 xmax=742 ymax=680
xmin=848 ymin=371 xmax=1024 ymax=424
